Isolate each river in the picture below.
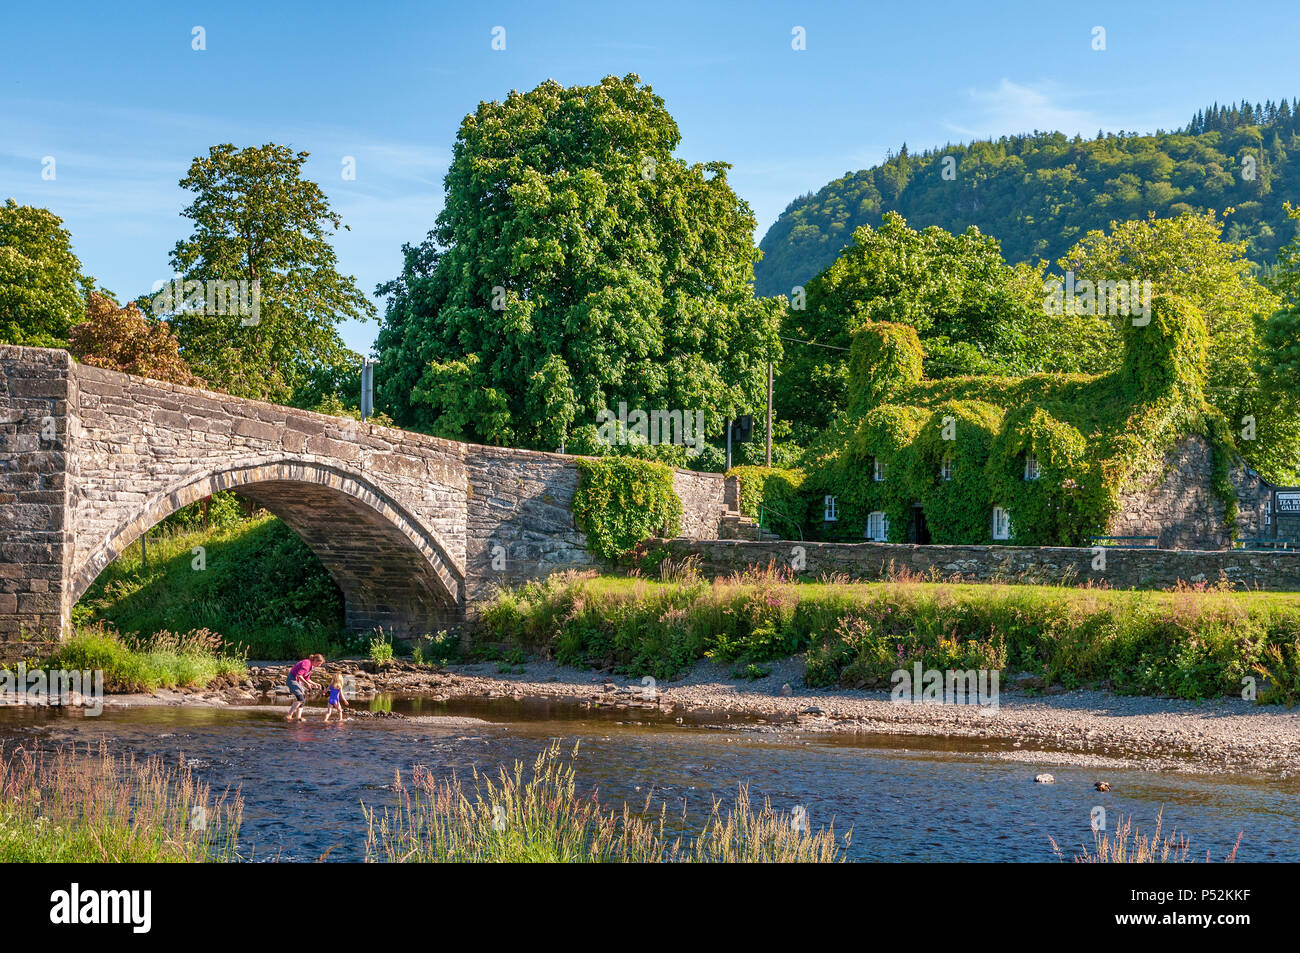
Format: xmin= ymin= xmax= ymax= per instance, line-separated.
xmin=2 ymin=695 xmax=1295 ymax=862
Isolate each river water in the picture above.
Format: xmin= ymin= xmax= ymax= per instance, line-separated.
xmin=2 ymin=695 xmax=1296 ymax=862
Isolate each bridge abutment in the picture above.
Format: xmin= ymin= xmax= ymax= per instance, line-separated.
xmin=0 ymin=348 xmax=76 ymax=656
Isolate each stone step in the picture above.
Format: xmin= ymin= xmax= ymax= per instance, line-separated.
xmin=718 ymin=511 xmax=780 ymax=541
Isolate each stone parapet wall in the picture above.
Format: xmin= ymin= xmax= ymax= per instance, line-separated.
xmin=0 ymin=346 xmax=743 ymax=655
xmin=64 ymin=360 xmax=471 ymax=635
xmin=463 ymin=446 xmax=591 ymax=603
xmin=653 ymin=537 xmax=1300 ymax=591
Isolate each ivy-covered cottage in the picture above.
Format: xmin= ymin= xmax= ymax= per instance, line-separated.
xmin=792 ymin=294 xmax=1297 ymax=551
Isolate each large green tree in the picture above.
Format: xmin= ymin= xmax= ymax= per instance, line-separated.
xmin=776 ymin=211 xmax=1101 ymax=443
xmin=1259 ymin=204 xmax=1300 ymax=483
xmin=0 ymin=199 xmax=92 ymax=347
xmin=375 ymin=75 xmax=781 ymax=450
xmin=165 ymin=144 xmax=373 ymax=404
xmin=1060 ymin=209 xmax=1293 ymax=481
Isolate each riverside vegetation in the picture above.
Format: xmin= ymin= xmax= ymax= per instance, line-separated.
xmin=364 ymin=741 xmax=845 ymax=863
xmin=0 ymin=740 xmax=840 ymax=864
xmin=71 ymin=507 xmax=351 ymax=660
xmin=43 ymin=625 xmax=246 ymax=694
xmin=1051 ymin=809 xmax=1242 ymax=864
xmin=479 ymin=566 xmax=1300 ymax=703
xmin=0 ymin=725 xmax=1240 ymax=863
xmin=66 ymin=504 xmax=1300 ymax=704
xmin=0 ymin=742 xmax=243 ymax=862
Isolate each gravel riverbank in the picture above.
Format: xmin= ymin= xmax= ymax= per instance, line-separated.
xmin=89 ymin=656 xmax=1300 ymax=777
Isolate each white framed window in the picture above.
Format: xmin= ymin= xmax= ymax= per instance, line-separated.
xmin=940 ymin=454 xmax=953 ymax=481
xmin=823 ymin=495 xmax=839 ymax=522
xmin=992 ymin=505 xmax=1012 ymax=540
xmin=865 ymin=511 xmax=889 ymax=542
xmin=873 ymin=458 xmax=886 ymax=482
xmin=1024 ymin=454 xmax=1040 ymax=481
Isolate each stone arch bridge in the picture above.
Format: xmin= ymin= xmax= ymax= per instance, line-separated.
xmin=0 ymin=347 xmax=732 ymax=656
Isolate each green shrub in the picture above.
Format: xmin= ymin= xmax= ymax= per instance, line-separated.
xmin=726 ymin=465 xmax=805 ymax=534
xmin=368 ymin=632 xmax=395 ymax=665
xmin=43 ymin=625 xmax=246 ymax=693
xmin=572 ymin=457 xmax=683 ymax=560
xmin=1253 ymin=616 xmax=1300 ymax=705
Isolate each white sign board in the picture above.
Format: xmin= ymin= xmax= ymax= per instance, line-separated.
xmin=1277 ymin=492 xmax=1300 ymax=514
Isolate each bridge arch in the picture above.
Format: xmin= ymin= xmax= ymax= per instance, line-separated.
xmin=71 ymin=459 xmax=464 ymax=636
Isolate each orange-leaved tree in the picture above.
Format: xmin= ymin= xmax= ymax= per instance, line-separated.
xmin=69 ymin=292 xmax=204 ymax=387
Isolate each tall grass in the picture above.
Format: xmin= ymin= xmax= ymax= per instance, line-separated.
xmin=478 ymin=568 xmax=1300 ymax=700
xmin=42 ymin=625 xmax=246 ymax=693
xmin=1051 ymin=809 xmax=1242 ymax=863
xmin=368 ymin=630 xmax=395 ymax=665
xmin=364 ymin=742 xmax=845 ymax=863
xmin=0 ymin=742 xmax=242 ymax=862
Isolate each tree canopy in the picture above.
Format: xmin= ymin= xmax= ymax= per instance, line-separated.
xmin=0 ymin=199 xmax=91 ymax=347
xmin=776 ymin=211 xmax=1105 ymax=443
xmin=69 ymin=292 xmax=203 ymax=386
xmin=757 ymin=98 xmax=1300 ymax=297
xmin=1060 ymin=209 xmax=1293 ymax=482
xmin=1258 ymin=204 xmax=1300 ymax=482
xmin=374 ymin=74 xmax=781 ymax=451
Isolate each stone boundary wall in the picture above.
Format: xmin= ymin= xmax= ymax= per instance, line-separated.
xmin=653 ymin=537 xmax=1300 ymax=591
xmin=672 ymin=469 xmax=728 ymax=539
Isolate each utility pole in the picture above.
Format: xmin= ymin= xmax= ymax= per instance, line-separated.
xmin=765 ymin=362 xmax=773 ymax=466
xmin=360 ymin=358 xmax=374 ymax=421
xmin=725 ymin=416 xmax=732 ymax=471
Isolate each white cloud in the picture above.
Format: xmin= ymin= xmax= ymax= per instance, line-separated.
xmin=946 ymin=79 xmax=1121 ymax=140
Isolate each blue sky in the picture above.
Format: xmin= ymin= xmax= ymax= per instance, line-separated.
xmin=2 ymin=0 xmax=1296 ymax=354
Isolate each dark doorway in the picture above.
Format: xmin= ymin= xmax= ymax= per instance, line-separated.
xmin=907 ymin=504 xmax=931 ymax=544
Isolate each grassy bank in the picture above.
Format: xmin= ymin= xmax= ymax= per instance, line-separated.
xmin=478 ymin=568 xmax=1300 ymax=702
xmin=72 ymin=515 xmax=349 ymax=659
xmin=0 ymin=743 xmax=242 ymax=862
xmin=364 ymin=741 xmax=845 ymax=862
xmin=43 ymin=626 xmax=246 ymax=693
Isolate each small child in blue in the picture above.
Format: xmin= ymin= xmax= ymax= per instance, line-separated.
xmin=324 ymin=674 xmax=349 ymax=722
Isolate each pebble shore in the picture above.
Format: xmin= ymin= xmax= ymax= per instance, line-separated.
xmin=90 ymin=656 xmax=1300 ymax=777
